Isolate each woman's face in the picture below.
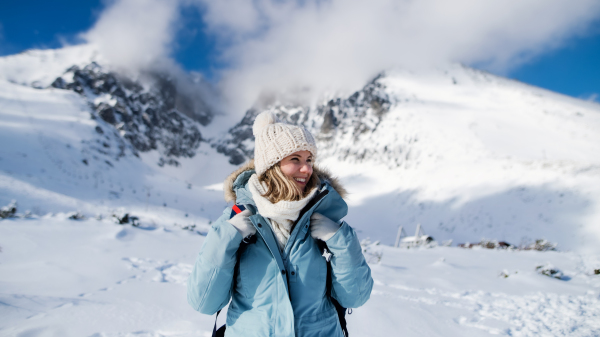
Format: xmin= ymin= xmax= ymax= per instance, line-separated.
xmin=279 ymin=150 xmax=313 ymax=192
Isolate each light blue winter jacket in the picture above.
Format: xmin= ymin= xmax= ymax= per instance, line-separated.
xmin=187 ymin=161 xmax=373 ymax=337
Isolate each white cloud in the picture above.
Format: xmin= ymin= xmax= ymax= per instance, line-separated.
xmin=80 ymin=0 xmax=224 ymax=120
xmin=82 ymin=0 xmax=181 ymax=70
xmin=584 ymin=93 xmax=599 ymax=102
xmin=196 ymin=0 xmax=262 ymax=37
xmin=83 ymin=0 xmax=600 ymax=115
xmin=195 ymin=0 xmax=600 ymax=113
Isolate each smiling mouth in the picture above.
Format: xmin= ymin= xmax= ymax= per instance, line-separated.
xmin=294 ymin=177 xmax=307 ymax=184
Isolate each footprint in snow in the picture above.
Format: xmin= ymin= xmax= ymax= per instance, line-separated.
xmin=115 ymin=228 xmax=134 ymax=241
xmin=121 ymin=257 xmax=192 ymax=285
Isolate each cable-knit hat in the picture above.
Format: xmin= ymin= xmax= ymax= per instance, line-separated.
xmin=253 ymin=111 xmax=317 ymax=176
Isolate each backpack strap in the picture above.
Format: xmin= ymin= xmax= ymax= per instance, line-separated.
xmin=230 ymin=202 xmax=289 ymax=292
xmin=212 ymin=204 xmax=259 ymax=337
xmin=317 ymin=239 xmax=349 ymax=337
xmin=212 ymin=310 xmax=225 ymax=337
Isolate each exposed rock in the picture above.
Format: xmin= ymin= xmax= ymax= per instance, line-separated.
xmin=535 ymin=264 xmax=565 ymax=280
xmin=0 ymin=200 xmax=17 ymax=219
xmin=458 ymin=239 xmax=514 ymax=249
xmin=522 ymin=239 xmax=557 ymax=251
xmin=51 ymin=62 xmax=210 ymax=165
xmin=68 ymin=212 xmax=85 ymax=220
xmin=112 ymin=212 xmax=139 ymax=226
xmin=212 ymin=108 xmax=261 ymax=164
xmin=213 ymin=73 xmax=395 ymax=165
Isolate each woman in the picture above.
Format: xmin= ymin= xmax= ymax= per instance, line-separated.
xmin=187 ymin=111 xmax=373 ymax=337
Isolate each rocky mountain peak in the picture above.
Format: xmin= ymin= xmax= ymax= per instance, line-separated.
xmin=50 ymin=62 xmax=213 ymax=166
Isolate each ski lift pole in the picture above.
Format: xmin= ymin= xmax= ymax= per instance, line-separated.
xmin=414 ymin=223 xmax=422 ymax=245
xmin=415 ymin=223 xmax=422 ymax=237
xmin=395 ymin=226 xmax=404 ymax=248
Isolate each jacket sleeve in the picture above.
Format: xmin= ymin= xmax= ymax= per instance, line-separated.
xmin=325 ymin=221 xmax=373 ymax=308
xmin=187 ymin=208 xmax=243 ymax=315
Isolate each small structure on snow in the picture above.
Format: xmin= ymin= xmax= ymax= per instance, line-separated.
xmin=395 ymin=224 xmax=434 ymax=248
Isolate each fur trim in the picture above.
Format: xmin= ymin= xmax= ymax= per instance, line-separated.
xmin=223 ymin=159 xmax=348 ymax=203
xmin=224 ymin=159 xmax=255 ymax=203
xmin=313 ymin=165 xmax=348 ymax=200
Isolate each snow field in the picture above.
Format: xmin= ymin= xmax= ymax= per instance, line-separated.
xmin=1 ymin=218 xmax=599 ymax=336
xmin=359 ymin=246 xmax=600 ymax=337
xmin=0 ymin=217 xmax=211 ymax=337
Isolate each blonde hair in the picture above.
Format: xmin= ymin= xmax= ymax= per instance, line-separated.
xmin=259 ymin=164 xmax=320 ymax=203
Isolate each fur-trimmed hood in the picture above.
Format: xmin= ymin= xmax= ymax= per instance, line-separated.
xmin=223 ymin=159 xmax=348 ymax=203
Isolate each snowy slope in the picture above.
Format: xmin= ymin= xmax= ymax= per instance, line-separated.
xmin=1 ymin=46 xmax=600 ymax=337
xmin=0 ymin=45 xmax=103 ymax=89
xmin=0 ymin=46 xmax=235 ymax=229
xmin=332 ymin=66 xmax=600 ymax=253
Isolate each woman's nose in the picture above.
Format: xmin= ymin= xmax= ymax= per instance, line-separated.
xmin=300 ymin=163 xmax=312 ymax=174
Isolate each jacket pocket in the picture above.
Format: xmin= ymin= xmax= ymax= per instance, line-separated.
xmin=296 ymin=310 xmax=343 ymax=337
xmin=226 ymin=307 xmax=272 ymax=336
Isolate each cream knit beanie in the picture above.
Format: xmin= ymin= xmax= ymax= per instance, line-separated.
xmin=253 ymin=111 xmax=317 ymax=176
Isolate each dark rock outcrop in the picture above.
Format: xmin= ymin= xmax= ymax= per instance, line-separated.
xmin=51 ymin=62 xmax=211 ymax=165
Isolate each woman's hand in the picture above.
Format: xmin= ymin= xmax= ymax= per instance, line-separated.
xmin=227 ymin=209 xmax=256 ymax=238
xmin=309 ymin=212 xmax=341 ymax=241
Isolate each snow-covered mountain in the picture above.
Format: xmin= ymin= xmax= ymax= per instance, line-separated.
xmin=2 ymin=44 xmax=600 ymax=249
xmin=1 ymin=45 xmax=600 ymax=337
xmin=217 ymin=65 xmax=600 ymax=252
xmin=0 ymin=45 xmax=230 ymax=226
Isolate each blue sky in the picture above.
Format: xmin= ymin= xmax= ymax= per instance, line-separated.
xmin=1 ymin=1 xmax=599 ymax=102
xmin=510 ymin=28 xmax=600 ymax=101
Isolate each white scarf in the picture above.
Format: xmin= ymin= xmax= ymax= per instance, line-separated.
xmin=248 ymin=173 xmax=318 ymax=251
